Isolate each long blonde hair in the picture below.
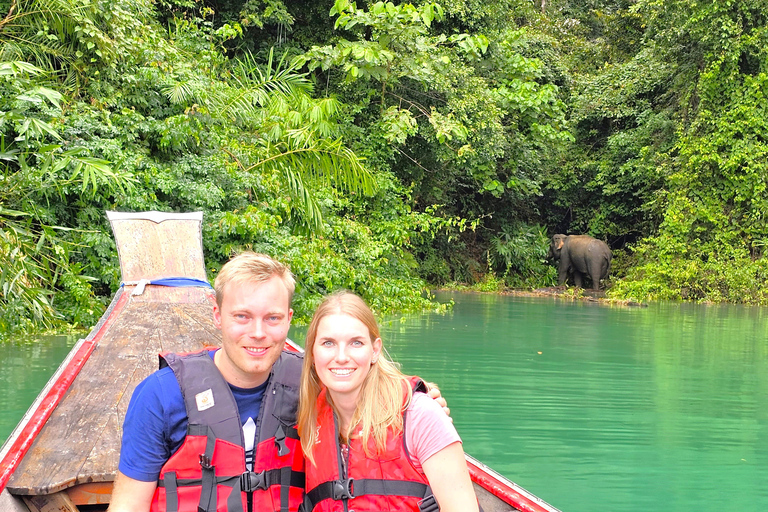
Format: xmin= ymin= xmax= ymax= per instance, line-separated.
xmin=298 ymin=291 xmax=412 ymax=464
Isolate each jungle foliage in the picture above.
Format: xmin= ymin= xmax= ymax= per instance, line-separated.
xmin=3 ymin=0 xmax=768 ymax=334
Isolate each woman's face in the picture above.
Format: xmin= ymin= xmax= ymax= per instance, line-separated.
xmin=312 ymin=313 xmax=381 ymax=403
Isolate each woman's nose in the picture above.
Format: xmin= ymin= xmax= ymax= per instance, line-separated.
xmin=334 ymin=344 xmax=350 ymax=362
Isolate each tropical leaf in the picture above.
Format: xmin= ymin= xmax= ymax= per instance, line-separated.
xmin=212 ymin=48 xmax=313 ymax=124
xmin=163 ymin=80 xmax=197 ymax=105
xmin=0 ymin=219 xmax=59 ymax=329
xmin=245 ymin=133 xmax=376 ymax=232
xmin=18 ymin=118 xmax=62 ymax=140
xmin=0 ymin=61 xmax=44 ymax=76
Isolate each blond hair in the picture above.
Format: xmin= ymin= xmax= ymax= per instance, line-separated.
xmin=214 ymin=251 xmax=295 ymax=308
xmin=298 ymin=291 xmax=412 ymax=464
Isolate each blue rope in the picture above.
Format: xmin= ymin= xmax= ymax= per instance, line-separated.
xmin=121 ymin=277 xmax=213 ymax=288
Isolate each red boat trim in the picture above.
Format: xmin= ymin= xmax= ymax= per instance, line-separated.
xmin=285 ymin=337 xmax=302 ymax=353
xmin=466 ymin=456 xmax=561 ymax=512
xmin=0 ymin=290 xmax=130 ymax=493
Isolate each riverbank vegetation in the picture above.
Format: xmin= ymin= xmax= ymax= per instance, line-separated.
xmin=2 ymin=0 xmax=767 ymax=333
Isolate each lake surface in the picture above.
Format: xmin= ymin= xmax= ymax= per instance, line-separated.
xmin=2 ymin=293 xmax=767 ymax=512
xmin=0 ymin=334 xmax=78 ymax=445
xmin=376 ymin=293 xmax=768 ymax=512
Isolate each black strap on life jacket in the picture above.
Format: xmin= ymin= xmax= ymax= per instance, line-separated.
xmin=158 ymin=467 xmax=304 ymax=490
xmin=225 ymin=467 xmax=306 ymax=512
xmin=271 ymin=423 xmax=303 ymax=509
xmin=163 ymin=472 xmax=179 ymax=512
xmin=198 ymin=426 xmax=217 ymax=512
xmin=274 ymin=424 xmax=298 ymax=457
xmin=301 ymin=478 xmax=434 ymax=512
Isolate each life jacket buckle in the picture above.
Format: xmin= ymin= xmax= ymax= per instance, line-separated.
xmin=240 ymin=470 xmax=268 ymax=492
xmin=331 ymin=478 xmax=354 ymax=500
xmin=276 ymin=438 xmax=289 ymax=456
xmin=198 ymin=454 xmax=213 ymax=470
xmin=418 ymin=494 xmax=440 ymax=512
xmin=275 ymin=425 xmax=290 ymax=456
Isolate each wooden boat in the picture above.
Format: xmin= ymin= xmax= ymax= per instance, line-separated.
xmin=0 ymin=211 xmax=561 ymax=512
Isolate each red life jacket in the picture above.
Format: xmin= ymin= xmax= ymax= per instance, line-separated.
xmin=150 ymin=349 xmax=305 ymax=512
xmin=301 ymin=379 xmax=438 ymax=512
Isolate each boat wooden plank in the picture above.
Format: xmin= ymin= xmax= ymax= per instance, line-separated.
xmin=75 ymin=410 xmax=121 ymax=489
xmin=475 ymin=483 xmax=518 ymax=512
xmin=23 ymin=492 xmax=78 ymax=512
xmin=7 ymin=290 xmax=220 ymax=496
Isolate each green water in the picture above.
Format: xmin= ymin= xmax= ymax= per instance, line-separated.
xmin=0 ymin=334 xmax=78 ymax=445
xmin=378 ymin=293 xmax=768 ymax=512
xmin=3 ymin=294 xmax=768 ymax=512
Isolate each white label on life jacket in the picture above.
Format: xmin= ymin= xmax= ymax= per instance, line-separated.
xmin=196 ymin=389 xmax=215 ymax=411
xmin=243 ymin=417 xmax=256 ymax=452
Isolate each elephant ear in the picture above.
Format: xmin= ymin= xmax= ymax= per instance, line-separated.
xmin=556 ymin=239 xmax=564 ymax=250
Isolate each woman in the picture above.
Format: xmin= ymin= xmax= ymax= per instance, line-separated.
xmin=298 ymin=291 xmax=479 ymax=512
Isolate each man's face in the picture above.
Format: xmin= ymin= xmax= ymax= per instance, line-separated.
xmin=213 ymin=276 xmax=293 ymax=388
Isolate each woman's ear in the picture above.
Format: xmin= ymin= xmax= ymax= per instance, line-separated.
xmin=372 ymin=337 xmax=382 ymax=363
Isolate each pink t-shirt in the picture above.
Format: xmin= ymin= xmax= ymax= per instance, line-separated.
xmin=404 ymin=392 xmax=462 ymax=471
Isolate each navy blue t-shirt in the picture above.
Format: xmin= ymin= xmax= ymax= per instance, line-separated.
xmin=118 ymin=349 xmax=267 ymax=482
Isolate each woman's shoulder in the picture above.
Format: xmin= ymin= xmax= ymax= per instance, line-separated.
xmin=406 ymin=391 xmax=459 ymax=436
xmin=405 ymin=392 xmax=461 ymax=465
xmin=407 ymin=390 xmax=445 ymax=414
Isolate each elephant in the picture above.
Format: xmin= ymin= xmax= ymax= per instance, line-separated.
xmin=547 ymin=234 xmax=612 ymax=291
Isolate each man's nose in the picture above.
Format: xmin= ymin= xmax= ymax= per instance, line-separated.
xmin=249 ymin=320 xmax=265 ymax=339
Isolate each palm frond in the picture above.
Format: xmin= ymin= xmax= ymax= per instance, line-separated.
xmin=241 ymin=133 xmax=376 ymax=233
xmin=0 ymin=219 xmax=59 ymax=328
xmin=163 ymin=80 xmax=196 ymax=105
xmin=211 ymin=48 xmax=314 ymax=124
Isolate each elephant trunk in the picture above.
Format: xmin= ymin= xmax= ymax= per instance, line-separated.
xmin=547 ymin=244 xmax=558 ymax=262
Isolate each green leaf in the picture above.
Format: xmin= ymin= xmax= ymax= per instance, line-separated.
xmin=19 ymin=118 xmax=62 ymax=140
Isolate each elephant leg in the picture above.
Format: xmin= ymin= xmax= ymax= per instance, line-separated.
xmin=558 ymin=262 xmax=569 ymax=286
xmin=573 ymin=271 xmax=584 ymax=288
xmin=588 ymin=260 xmax=605 ymax=290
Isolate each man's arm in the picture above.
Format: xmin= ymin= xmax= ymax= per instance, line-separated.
xmin=108 ymin=471 xmax=156 ymax=512
xmin=109 ymin=369 xmax=183 ymax=511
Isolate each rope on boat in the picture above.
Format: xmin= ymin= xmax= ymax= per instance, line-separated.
xmin=121 ymin=277 xmax=213 ymax=296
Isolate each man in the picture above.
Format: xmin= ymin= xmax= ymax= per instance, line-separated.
xmin=109 ymin=252 xmax=446 ymax=512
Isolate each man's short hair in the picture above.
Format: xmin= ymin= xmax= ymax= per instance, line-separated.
xmin=214 ymin=252 xmax=295 ymax=307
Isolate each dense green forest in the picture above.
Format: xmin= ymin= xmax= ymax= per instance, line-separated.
xmin=2 ymin=0 xmax=767 ymax=333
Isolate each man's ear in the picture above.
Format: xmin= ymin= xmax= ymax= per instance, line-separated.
xmin=213 ymin=304 xmax=222 ymax=329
